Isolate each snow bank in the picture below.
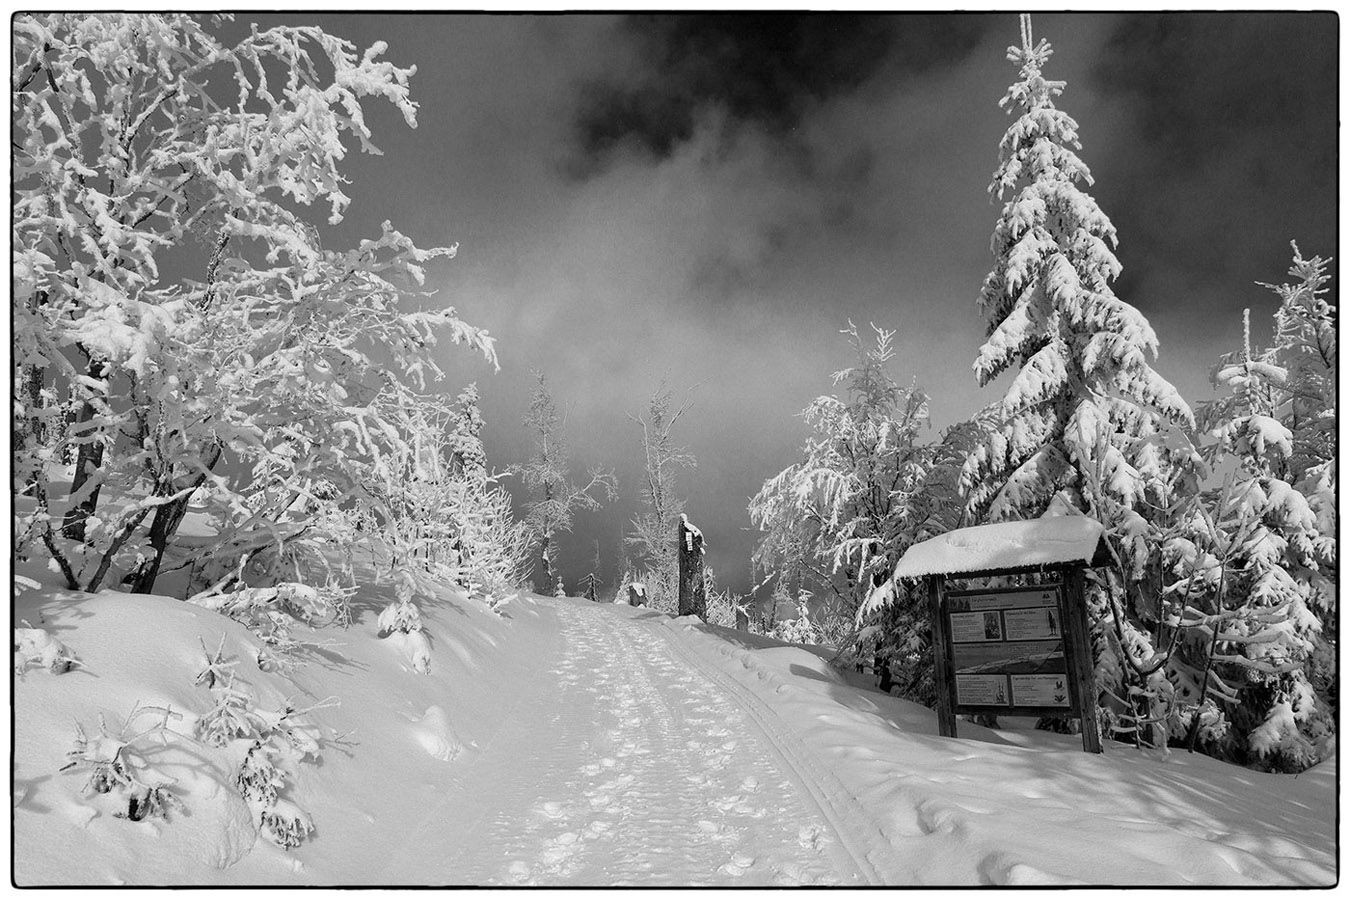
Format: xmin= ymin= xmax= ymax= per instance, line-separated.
xmin=13 ymin=551 xmax=563 ymax=885
xmin=14 ymin=563 xmax=1333 ymax=886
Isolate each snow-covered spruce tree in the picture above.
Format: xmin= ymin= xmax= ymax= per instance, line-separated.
xmin=962 ymin=15 xmax=1194 ymax=524
xmin=625 ymin=385 xmax=697 ymax=613
xmin=750 ymin=324 xmax=957 ymax=671
xmin=959 ymin=16 xmax=1199 ymax=743
xmin=447 ymin=384 xmax=488 ymax=481
xmin=11 ymin=14 xmax=497 ymax=596
xmin=520 ymin=371 xmax=617 ymax=593
xmin=1168 ymin=247 xmax=1337 ymax=770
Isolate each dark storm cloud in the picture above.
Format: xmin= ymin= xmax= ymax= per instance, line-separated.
xmin=571 ymin=14 xmax=992 ymax=171
xmin=1087 ymin=13 xmax=1337 ymax=329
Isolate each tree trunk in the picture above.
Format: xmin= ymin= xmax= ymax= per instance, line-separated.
xmin=62 ymin=360 xmax=108 ymax=542
xmin=16 ymin=364 xmax=45 ymax=494
xmin=127 ymin=445 xmax=223 ymax=595
xmin=537 ymin=534 xmax=552 ymax=593
xmin=676 ymin=515 xmax=706 ymax=619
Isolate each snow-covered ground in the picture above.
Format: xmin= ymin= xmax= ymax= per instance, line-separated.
xmin=13 ymin=558 xmax=1336 ymax=886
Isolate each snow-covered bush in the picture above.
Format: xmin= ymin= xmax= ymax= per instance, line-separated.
xmin=187 ymin=571 xmax=347 ymax=674
xmin=703 ymin=569 xmax=745 ymax=629
xmin=60 ymin=704 xmax=186 ymax=823
xmin=14 ymin=626 xmax=79 ymax=675
xmin=377 ymin=598 xmax=425 ymax=637
xmin=192 ymin=638 xmax=329 ymax=848
xmin=770 ymin=589 xmax=825 ymax=646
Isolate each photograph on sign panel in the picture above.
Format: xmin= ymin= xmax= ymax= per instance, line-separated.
xmin=951 ymin=640 xmax=1066 ymax=676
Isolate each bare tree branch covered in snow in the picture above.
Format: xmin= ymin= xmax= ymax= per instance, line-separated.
xmin=624 ymin=384 xmax=697 ymax=612
xmin=521 ymin=371 xmax=617 ymax=593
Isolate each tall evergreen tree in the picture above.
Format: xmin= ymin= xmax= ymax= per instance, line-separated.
xmin=961 ymin=15 xmax=1193 ymax=523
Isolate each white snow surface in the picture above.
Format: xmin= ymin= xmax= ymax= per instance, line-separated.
xmin=893 ymin=515 xmax=1106 ymax=579
xmin=12 ymin=552 xmax=1334 ymax=886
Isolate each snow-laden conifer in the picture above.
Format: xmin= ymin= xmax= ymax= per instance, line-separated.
xmin=962 ymin=15 xmax=1193 ymax=522
xmin=1172 ymin=246 xmax=1338 ymax=769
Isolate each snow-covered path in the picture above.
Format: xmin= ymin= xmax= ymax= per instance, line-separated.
xmin=386 ymin=600 xmax=866 ymax=886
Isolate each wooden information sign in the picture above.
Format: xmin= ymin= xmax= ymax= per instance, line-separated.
xmin=928 ymin=570 xmax=1101 ymax=753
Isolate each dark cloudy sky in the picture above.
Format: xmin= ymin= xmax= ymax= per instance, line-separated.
xmin=257 ymin=12 xmax=1336 ymax=594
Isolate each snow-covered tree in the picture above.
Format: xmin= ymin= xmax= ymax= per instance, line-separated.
xmin=520 ymin=371 xmax=616 ymax=592
xmin=1164 ymin=246 xmax=1338 ymax=769
xmin=11 ymin=14 xmax=498 ymax=596
xmin=625 ymin=384 xmax=696 ymax=612
xmin=750 ymin=324 xmax=951 ymax=646
xmin=961 ymin=15 xmax=1193 ymax=523
xmin=447 ymin=384 xmax=488 ymax=481
xmin=769 ymin=588 xmax=824 ymax=646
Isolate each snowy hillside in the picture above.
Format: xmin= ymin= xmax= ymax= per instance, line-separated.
xmin=13 ymin=559 xmax=1335 ymax=886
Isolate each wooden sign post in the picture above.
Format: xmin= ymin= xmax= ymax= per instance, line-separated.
xmin=929 ymin=571 xmax=1100 ymax=753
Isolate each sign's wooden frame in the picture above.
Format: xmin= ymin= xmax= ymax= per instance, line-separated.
xmin=928 ymin=567 xmax=1101 ymax=753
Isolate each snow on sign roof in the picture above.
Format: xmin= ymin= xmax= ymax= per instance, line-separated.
xmin=892 ymin=516 xmax=1110 ymax=579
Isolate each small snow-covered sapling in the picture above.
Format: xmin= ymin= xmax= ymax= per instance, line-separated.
xmin=377 ymin=597 xmax=424 ymax=636
xmin=14 ymin=624 xmax=80 ymax=675
xmin=60 ymin=704 xmax=186 ymax=822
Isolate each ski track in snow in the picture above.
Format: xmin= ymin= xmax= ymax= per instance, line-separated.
xmin=438 ymin=602 xmax=863 ymax=886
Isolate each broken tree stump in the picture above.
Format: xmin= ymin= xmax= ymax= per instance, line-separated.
xmin=677 ymin=514 xmax=706 ymax=619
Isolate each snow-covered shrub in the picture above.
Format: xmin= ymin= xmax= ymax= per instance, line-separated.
xmin=377 ymin=598 xmax=424 ymax=637
xmin=13 ymin=625 xmax=78 ymax=675
xmin=236 ymin=741 xmax=314 ymax=850
xmin=770 ymin=590 xmax=825 ymax=646
xmin=188 ymin=574 xmax=347 ymax=674
xmin=192 ymin=639 xmax=329 ymax=848
xmin=377 ymin=597 xmax=432 ymax=674
xmin=553 ymin=577 xmax=567 ymax=598
xmin=60 ymin=704 xmax=186 ymax=823
xmin=703 ymin=569 xmax=744 ymax=629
